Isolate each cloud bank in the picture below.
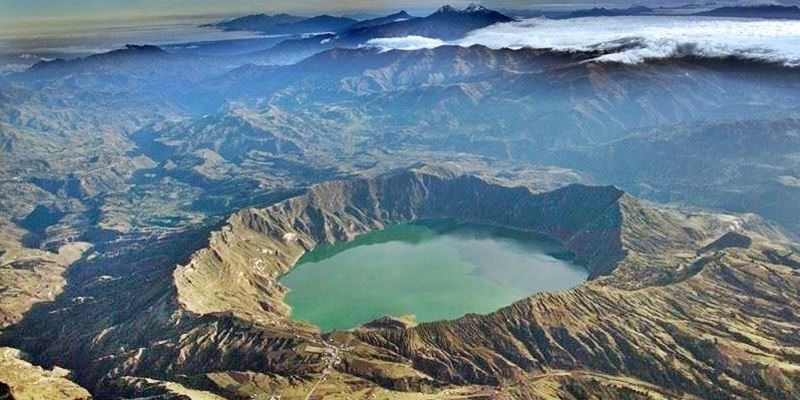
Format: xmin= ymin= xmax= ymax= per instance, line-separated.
xmin=364 ymin=35 xmax=445 ymax=52
xmin=366 ymin=16 xmax=800 ymax=66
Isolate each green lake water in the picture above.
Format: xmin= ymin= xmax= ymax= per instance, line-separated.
xmin=280 ymin=220 xmax=587 ymax=332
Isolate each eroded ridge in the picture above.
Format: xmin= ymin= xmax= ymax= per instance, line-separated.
xmin=4 ymin=166 xmax=799 ymax=398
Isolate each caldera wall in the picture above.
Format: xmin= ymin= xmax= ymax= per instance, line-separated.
xmin=174 ymin=167 xmax=628 ymax=326
xmin=7 ymin=166 xmax=799 ymax=399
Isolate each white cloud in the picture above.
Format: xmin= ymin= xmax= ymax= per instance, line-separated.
xmin=367 ymin=16 xmax=800 ymax=67
xmin=363 ymin=35 xmax=445 ymax=52
xmin=0 ymin=63 xmax=30 ymax=75
xmin=17 ymin=53 xmax=54 ymax=62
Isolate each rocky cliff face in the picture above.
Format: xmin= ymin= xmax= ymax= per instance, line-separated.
xmin=0 ymin=347 xmax=90 ymax=399
xmin=3 ymin=166 xmax=798 ymax=399
xmin=0 ymin=216 xmax=91 ymax=329
xmin=174 ymin=166 xmax=628 ymax=325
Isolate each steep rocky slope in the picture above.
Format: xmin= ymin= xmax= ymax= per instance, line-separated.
xmin=0 ymin=347 xmax=90 ymax=400
xmin=0 ymin=217 xmax=91 ymax=328
xmin=2 ymin=166 xmax=798 ymax=399
xmin=533 ymin=118 xmax=800 ymax=237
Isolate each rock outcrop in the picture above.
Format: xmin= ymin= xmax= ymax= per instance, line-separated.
xmin=3 ymin=166 xmax=799 ymax=399
xmin=0 ymin=347 xmax=90 ymax=400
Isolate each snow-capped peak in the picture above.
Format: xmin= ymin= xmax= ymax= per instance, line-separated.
xmin=436 ymin=3 xmax=489 ymax=14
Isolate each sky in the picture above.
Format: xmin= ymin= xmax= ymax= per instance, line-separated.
xmin=0 ymin=1 xmax=597 ymax=21
xmin=4 ymin=1 xmax=795 ymax=32
xmin=1 ymin=0 xmax=456 ymax=29
xmin=0 ymin=1 xmax=609 ymax=41
xmin=3 ymin=0 xmax=800 ymax=35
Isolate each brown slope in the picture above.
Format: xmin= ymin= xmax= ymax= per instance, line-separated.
xmin=3 ymin=165 xmax=798 ymax=399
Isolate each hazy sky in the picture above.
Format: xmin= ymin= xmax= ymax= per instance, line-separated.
xmin=0 ymin=1 xmax=718 ymax=27
xmin=2 ymin=0 xmax=798 ymax=36
xmin=0 ymin=1 xmax=594 ymax=37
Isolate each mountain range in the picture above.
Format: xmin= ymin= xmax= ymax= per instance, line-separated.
xmin=209 ymin=13 xmax=356 ymax=35
xmin=189 ymin=3 xmax=800 ymax=67
xmin=340 ymin=4 xmax=514 ymax=41
xmin=205 ymin=3 xmax=800 ymax=43
xmin=207 ymin=4 xmax=515 ymax=45
xmin=696 ymin=4 xmax=800 ymax=19
xmin=2 ymin=2 xmax=800 ymax=399
xmin=204 ymin=13 xmax=305 ymax=31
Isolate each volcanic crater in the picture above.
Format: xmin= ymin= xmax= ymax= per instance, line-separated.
xmin=4 ymin=165 xmax=799 ymax=398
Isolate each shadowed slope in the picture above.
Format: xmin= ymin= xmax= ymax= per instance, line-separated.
xmin=2 ymin=166 xmax=798 ymax=399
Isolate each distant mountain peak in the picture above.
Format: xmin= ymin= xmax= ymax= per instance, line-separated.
xmin=27 ymin=44 xmax=168 ymax=72
xmin=205 ymin=13 xmax=307 ymax=32
xmin=465 ymin=3 xmax=489 ymax=12
xmin=337 ymin=3 xmax=512 ymax=41
xmin=344 ymin=10 xmax=419 ymax=31
xmin=122 ymin=44 xmax=165 ymax=53
xmin=557 ymin=6 xmax=654 ymax=19
xmin=436 ymin=3 xmax=491 ymax=14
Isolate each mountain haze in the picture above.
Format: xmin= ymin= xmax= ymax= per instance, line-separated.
xmin=1 ymin=3 xmax=800 ymax=399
